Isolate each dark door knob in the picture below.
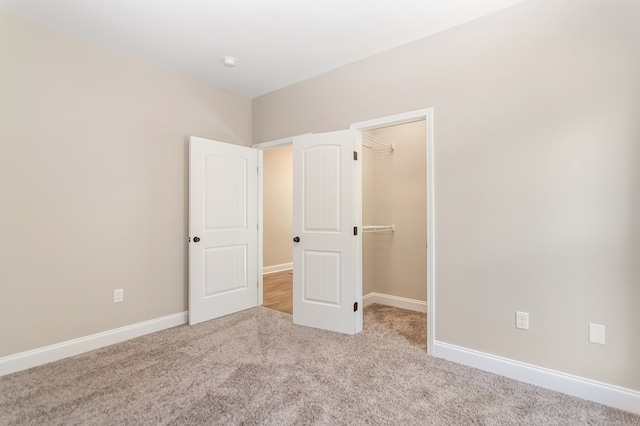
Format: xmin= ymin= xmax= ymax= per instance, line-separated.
xmin=193 ymin=236 xmax=201 ymax=243
xmin=293 ymin=236 xmax=300 ymax=243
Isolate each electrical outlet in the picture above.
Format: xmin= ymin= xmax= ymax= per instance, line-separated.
xmin=515 ymin=311 xmax=529 ymax=330
xmin=113 ymin=289 xmax=124 ymax=303
xmin=589 ymin=323 xmax=605 ymax=345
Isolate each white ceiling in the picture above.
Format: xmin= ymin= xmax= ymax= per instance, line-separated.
xmin=0 ymin=0 xmax=525 ymax=98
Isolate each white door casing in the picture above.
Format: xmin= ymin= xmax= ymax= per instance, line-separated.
xmin=292 ymin=130 xmax=361 ymax=334
xmin=189 ymin=136 xmax=258 ymax=325
xmin=351 ymin=107 xmax=434 ymax=354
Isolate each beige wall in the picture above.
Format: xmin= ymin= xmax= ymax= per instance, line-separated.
xmin=0 ymin=13 xmax=251 ymax=357
xmin=363 ymin=122 xmax=427 ymax=301
xmin=263 ymin=145 xmax=293 ymax=268
xmin=253 ymin=0 xmax=640 ymax=390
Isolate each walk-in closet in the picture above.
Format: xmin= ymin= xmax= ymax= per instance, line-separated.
xmin=362 ymin=121 xmax=427 ymax=307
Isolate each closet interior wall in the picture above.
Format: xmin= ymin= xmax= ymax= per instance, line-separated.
xmin=362 ymin=121 xmax=428 ymax=302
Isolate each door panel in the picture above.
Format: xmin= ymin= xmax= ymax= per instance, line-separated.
xmin=189 ymin=136 xmax=258 ymax=325
xmin=303 ymin=251 xmax=341 ymax=305
xmin=303 ymin=145 xmax=341 ymax=231
xmin=293 ymin=130 xmax=359 ymax=334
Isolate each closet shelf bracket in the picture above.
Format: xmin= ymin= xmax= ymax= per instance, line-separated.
xmin=362 ymin=225 xmax=395 ymax=233
xmin=362 ymin=134 xmax=395 ymax=152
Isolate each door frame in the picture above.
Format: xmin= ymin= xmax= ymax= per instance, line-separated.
xmin=253 ymin=107 xmax=434 ymax=354
xmin=350 ymin=108 xmax=434 ymax=355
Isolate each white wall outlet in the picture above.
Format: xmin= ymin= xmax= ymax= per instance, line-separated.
xmin=515 ymin=311 xmax=529 ymax=330
xmin=589 ymin=323 xmax=605 ymax=345
xmin=113 ymin=289 xmax=124 ymax=303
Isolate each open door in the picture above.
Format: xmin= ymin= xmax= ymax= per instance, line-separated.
xmin=292 ymin=130 xmax=362 ymax=334
xmin=189 ymin=136 xmax=258 ymax=325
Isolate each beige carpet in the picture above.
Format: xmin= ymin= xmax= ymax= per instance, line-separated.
xmin=1 ymin=304 xmax=637 ymax=425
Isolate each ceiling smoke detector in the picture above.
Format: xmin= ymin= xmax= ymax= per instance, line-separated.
xmin=222 ymin=56 xmax=237 ymax=67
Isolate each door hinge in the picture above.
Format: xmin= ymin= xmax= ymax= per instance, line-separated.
xmin=353 ymin=151 xmax=358 ymax=160
xmin=354 ymin=302 xmax=358 ymax=312
xmin=353 ymin=226 xmax=358 ymax=236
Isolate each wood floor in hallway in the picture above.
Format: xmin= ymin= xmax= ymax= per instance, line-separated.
xmin=263 ymin=269 xmax=293 ymax=314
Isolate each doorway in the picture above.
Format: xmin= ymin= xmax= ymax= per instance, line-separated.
xmin=361 ymin=121 xmax=427 ymax=312
xmin=262 ymin=144 xmax=293 ymax=314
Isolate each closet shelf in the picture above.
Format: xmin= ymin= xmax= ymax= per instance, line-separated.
xmin=362 ymin=134 xmax=395 ymax=152
xmin=362 ymin=225 xmax=395 ymax=233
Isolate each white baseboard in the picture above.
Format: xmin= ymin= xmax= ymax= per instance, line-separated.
xmin=263 ymin=262 xmax=293 ymax=274
xmin=0 ymin=311 xmax=188 ymax=377
xmin=433 ymin=341 xmax=640 ymax=415
xmin=363 ymin=292 xmax=427 ymax=313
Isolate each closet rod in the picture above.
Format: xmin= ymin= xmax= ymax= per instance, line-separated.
xmin=362 ymin=134 xmax=395 ymax=151
xmin=362 ymin=225 xmax=395 ymax=233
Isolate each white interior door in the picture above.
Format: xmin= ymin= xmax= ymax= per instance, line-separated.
xmin=189 ymin=136 xmax=258 ymax=325
xmin=292 ymin=130 xmax=361 ymax=334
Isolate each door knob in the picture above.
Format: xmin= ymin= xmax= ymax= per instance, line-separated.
xmin=293 ymin=236 xmax=300 ymax=243
xmin=193 ymin=236 xmax=201 ymax=243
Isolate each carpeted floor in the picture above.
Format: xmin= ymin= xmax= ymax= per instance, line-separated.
xmin=0 ymin=304 xmax=638 ymax=425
